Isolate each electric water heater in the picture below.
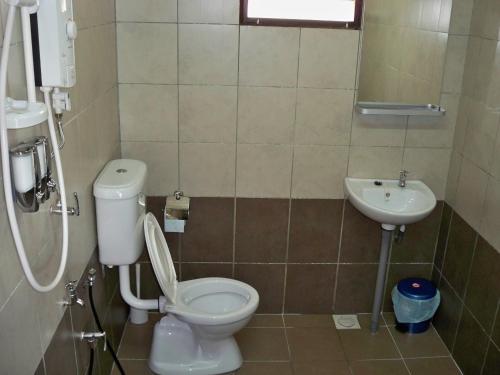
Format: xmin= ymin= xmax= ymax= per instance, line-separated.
xmin=31 ymin=0 xmax=77 ymax=88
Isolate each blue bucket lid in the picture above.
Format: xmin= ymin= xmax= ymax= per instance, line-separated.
xmin=397 ymin=278 xmax=437 ymax=300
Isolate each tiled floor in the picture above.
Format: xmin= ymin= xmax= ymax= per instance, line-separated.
xmin=112 ymin=313 xmax=463 ymax=375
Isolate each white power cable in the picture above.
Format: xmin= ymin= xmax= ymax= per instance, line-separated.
xmin=0 ymin=4 xmax=69 ymax=293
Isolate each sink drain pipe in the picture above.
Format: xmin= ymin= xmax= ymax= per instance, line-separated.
xmin=370 ymin=225 xmax=395 ymax=333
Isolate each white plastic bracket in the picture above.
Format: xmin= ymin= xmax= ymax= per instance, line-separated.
xmin=52 ymin=89 xmax=71 ymax=114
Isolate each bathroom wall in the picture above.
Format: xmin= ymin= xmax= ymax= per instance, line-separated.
xmin=432 ymin=0 xmax=500 ymax=373
xmin=117 ymin=0 xmax=461 ymax=201
xmin=116 ymin=0 xmax=471 ymax=317
xmin=0 ymin=1 xmax=123 ymax=374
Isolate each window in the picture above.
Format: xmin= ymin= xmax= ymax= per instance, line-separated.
xmin=240 ymin=0 xmax=363 ymax=29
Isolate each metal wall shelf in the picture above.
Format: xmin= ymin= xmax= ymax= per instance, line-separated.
xmin=356 ymin=102 xmax=446 ymax=117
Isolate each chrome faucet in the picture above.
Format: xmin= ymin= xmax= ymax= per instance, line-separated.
xmin=63 ymin=281 xmax=84 ymax=307
xmin=398 ymin=170 xmax=409 ymax=188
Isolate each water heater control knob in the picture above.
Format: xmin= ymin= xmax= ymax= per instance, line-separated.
xmin=66 ymin=20 xmax=78 ymax=40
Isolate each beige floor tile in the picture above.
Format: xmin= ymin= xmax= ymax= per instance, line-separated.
xmin=247 ymin=315 xmax=284 ymax=328
xmin=235 ymin=328 xmax=289 ymax=361
xmin=292 ymin=360 xmax=351 ymax=375
xmin=235 ymin=362 xmax=292 ymax=375
xmin=405 ymin=357 xmax=462 ymax=375
xmin=118 ymin=325 xmax=154 ymax=359
xmin=339 ymin=326 xmax=400 ymax=360
xmin=350 ymin=360 xmax=409 ymax=375
xmin=284 ymin=314 xmax=335 ymax=328
xmin=111 ymin=360 xmax=155 ymax=374
xmin=389 ymin=326 xmax=450 ymax=358
xmin=286 ymin=327 xmax=345 ymax=361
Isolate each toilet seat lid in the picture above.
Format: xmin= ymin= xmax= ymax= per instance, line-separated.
xmin=144 ymin=213 xmax=177 ymax=305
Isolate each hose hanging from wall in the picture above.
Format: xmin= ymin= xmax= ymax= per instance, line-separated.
xmin=87 ymin=347 xmax=94 ymax=375
xmin=0 ymin=4 xmax=70 ymax=293
xmin=88 ymin=283 xmax=126 ymax=375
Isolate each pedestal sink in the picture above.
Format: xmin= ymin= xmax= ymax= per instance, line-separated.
xmin=344 ymin=177 xmax=437 ymax=333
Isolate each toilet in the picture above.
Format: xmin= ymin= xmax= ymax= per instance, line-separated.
xmin=94 ymin=159 xmax=259 ymax=375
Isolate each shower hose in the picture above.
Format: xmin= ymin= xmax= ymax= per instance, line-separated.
xmin=88 ymin=284 xmax=126 ymax=375
xmin=0 ymin=4 xmax=69 ymax=293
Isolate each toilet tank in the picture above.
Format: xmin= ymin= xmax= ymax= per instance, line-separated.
xmin=93 ymin=159 xmax=147 ymax=266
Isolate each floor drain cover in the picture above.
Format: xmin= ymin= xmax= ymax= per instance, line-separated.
xmin=332 ymin=314 xmax=361 ymax=330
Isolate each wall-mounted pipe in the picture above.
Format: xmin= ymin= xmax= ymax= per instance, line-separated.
xmin=119 ymin=265 xmax=159 ymax=311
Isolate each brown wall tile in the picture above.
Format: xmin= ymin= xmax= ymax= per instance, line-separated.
xmin=482 ymin=343 xmax=500 ymax=375
xmin=182 ymin=198 xmax=234 ymax=262
xmin=335 ymin=264 xmax=378 ymax=313
xmin=44 ymin=310 xmax=78 ymax=375
xmin=434 ymin=203 xmax=452 ymax=270
xmin=391 ymin=202 xmax=443 ymax=263
xmin=235 ymin=198 xmax=289 ymax=263
xmin=340 ymin=201 xmax=381 ymax=262
xmin=442 ymin=213 xmax=477 ymax=298
xmin=105 ymin=289 xmax=129 ymax=348
xmin=433 ymin=279 xmax=464 ymax=351
xmin=34 ymin=361 xmax=45 ymax=375
xmin=383 ymin=264 xmax=433 ymax=311
xmin=493 ymin=304 xmax=500 ymax=348
xmin=284 ymin=264 xmax=336 ymax=314
xmin=235 ymin=264 xmax=285 ymax=313
xmin=181 ymin=263 xmax=233 ymax=280
xmin=288 ymin=199 xmax=342 ymax=263
xmin=452 ymin=309 xmax=489 ymax=375
xmin=464 ymin=237 xmax=500 ymax=333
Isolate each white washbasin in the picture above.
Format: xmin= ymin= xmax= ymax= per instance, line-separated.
xmin=344 ymin=178 xmax=436 ymax=227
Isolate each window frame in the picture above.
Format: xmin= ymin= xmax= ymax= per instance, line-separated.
xmin=240 ymin=0 xmax=363 ymax=30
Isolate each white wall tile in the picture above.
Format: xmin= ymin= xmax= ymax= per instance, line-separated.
xmin=180 ymin=143 xmax=236 ymax=197
xmin=454 ymin=157 xmax=489 ymax=231
xmin=239 ymin=26 xmax=300 ymax=87
xmin=402 ymin=148 xmax=452 ymax=200
xmin=295 ymin=89 xmax=354 ymax=146
xmin=179 ymin=24 xmax=239 ymax=85
xmin=236 ymin=144 xmax=292 ymax=198
xmin=122 ymin=142 xmax=179 ymax=195
xmin=116 ymin=0 xmax=177 ymax=22
xmin=120 ymin=84 xmax=178 ymax=142
xmin=179 ymin=85 xmax=237 ymax=143
xmin=348 ymin=147 xmax=404 ymax=179
xmin=479 ymin=177 xmax=500 ymax=251
xmin=350 ymin=113 xmax=407 ymax=147
xmin=178 ymin=0 xmax=239 ymax=24
xmin=406 ymin=94 xmax=459 ymax=148
xmin=117 ymin=23 xmax=177 ymax=84
xmin=299 ymin=29 xmax=359 ymax=89
xmin=0 ymin=281 xmax=42 ymax=374
xmin=292 ymin=145 xmax=349 ymax=199
xmin=237 ymin=87 xmax=296 ymax=144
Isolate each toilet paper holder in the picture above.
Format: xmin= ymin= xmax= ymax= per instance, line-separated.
xmin=164 ymin=191 xmax=190 ymax=233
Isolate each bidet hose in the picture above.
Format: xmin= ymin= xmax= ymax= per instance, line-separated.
xmin=88 ymin=284 xmax=126 ymax=375
xmin=0 ymin=5 xmax=69 ymax=293
xmin=87 ymin=347 xmax=94 ymax=375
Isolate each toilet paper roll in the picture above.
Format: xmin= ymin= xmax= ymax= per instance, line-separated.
xmin=165 ymin=219 xmax=185 ymax=233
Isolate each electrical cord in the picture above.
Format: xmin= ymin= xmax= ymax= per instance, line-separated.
xmin=88 ymin=285 xmax=126 ymax=375
xmin=87 ymin=347 xmax=94 ymax=375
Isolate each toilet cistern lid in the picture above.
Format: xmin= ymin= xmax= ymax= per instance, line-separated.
xmin=144 ymin=213 xmax=177 ymax=305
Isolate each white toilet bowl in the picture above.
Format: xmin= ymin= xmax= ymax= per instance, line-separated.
xmin=144 ymin=213 xmax=259 ymax=375
xmin=94 ymin=161 xmax=259 ymax=375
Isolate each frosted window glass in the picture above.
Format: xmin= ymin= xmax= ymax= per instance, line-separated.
xmin=247 ymin=0 xmax=356 ymax=22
